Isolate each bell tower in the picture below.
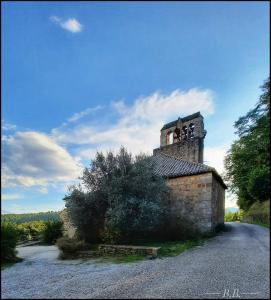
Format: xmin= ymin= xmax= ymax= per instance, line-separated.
xmin=153 ymin=112 xmax=206 ymax=163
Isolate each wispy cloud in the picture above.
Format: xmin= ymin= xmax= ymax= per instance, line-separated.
xmin=52 ymin=88 xmax=215 ymax=158
xmin=50 ymin=16 xmax=83 ymax=33
xmin=2 ymin=120 xmax=16 ymax=131
xmin=2 ymin=88 xmax=217 ymax=192
xmin=2 ymin=194 xmax=22 ymax=201
xmin=67 ymin=106 xmax=103 ymax=123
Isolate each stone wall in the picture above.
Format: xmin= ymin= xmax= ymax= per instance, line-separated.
xmin=98 ymin=244 xmax=160 ymax=257
xmin=157 ymin=113 xmax=206 ymax=163
xmin=160 ymin=114 xmax=205 ymax=147
xmin=166 ymin=172 xmax=224 ymax=234
xmin=211 ymin=175 xmax=225 ymax=228
xmin=153 ymin=137 xmax=203 ymax=163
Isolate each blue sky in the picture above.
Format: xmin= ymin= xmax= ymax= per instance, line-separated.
xmin=2 ymin=1 xmax=269 ymax=213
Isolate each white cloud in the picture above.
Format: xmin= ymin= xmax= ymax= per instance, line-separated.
xmin=50 ymin=16 xmax=83 ymax=33
xmin=52 ymin=88 xmax=215 ymax=158
xmin=204 ymin=145 xmax=238 ymax=208
xmin=2 ymin=194 xmax=22 ymax=201
xmin=225 ymin=191 xmax=238 ymax=209
xmin=204 ymin=145 xmax=229 ymax=174
xmin=2 ymin=131 xmax=82 ymax=188
xmin=67 ymin=106 xmax=103 ymax=123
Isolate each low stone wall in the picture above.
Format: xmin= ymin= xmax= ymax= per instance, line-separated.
xmin=98 ymin=244 xmax=160 ymax=257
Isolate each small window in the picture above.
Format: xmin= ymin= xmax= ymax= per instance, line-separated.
xmin=174 ymin=127 xmax=181 ymax=142
xmin=182 ymin=126 xmax=188 ymax=140
xmin=166 ymin=131 xmax=174 ymax=145
xmin=189 ymin=123 xmax=195 ymax=139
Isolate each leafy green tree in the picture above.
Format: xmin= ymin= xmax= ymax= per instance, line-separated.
xmin=64 ymin=147 xmax=170 ymax=243
xmin=41 ymin=221 xmax=63 ymax=244
xmin=224 ymin=78 xmax=270 ymax=210
xmin=1 ymin=222 xmax=19 ymax=263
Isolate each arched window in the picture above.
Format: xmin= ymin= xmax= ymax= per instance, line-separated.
xmin=189 ymin=123 xmax=195 ymax=139
xmin=166 ymin=131 xmax=174 ymax=145
xmin=174 ymin=127 xmax=181 ymax=142
xmin=182 ymin=126 xmax=188 ymax=140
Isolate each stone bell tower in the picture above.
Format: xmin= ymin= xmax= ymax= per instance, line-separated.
xmin=153 ymin=112 xmax=207 ymax=163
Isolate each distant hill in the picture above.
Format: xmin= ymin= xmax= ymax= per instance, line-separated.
xmin=225 ymin=207 xmax=238 ymax=213
xmin=1 ymin=211 xmax=61 ymax=224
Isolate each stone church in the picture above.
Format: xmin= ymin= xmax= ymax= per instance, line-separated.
xmin=61 ymin=112 xmax=226 ymax=238
xmin=152 ymin=111 xmax=226 ymax=233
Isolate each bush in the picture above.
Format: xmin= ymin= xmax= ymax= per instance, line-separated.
xmin=41 ymin=221 xmax=63 ymax=245
xmin=16 ymin=221 xmax=46 ymax=241
xmin=56 ymin=237 xmax=85 ymax=258
xmin=104 ymin=196 xmax=169 ymax=243
xmin=64 ymin=147 xmax=170 ymax=244
xmin=1 ymin=222 xmax=19 ymax=263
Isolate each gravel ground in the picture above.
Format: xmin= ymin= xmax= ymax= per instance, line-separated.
xmin=1 ymin=222 xmax=270 ymax=299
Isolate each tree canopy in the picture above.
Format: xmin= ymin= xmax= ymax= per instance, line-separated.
xmin=224 ymin=78 xmax=270 ymax=210
xmin=64 ymin=147 xmax=170 ymax=243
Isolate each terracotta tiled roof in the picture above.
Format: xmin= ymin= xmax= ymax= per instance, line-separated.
xmin=152 ymin=152 xmax=227 ymax=188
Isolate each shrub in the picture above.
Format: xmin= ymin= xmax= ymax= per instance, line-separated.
xmin=1 ymin=222 xmax=19 ymax=263
xmin=14 ymin=220 xmax=47 ymax=242
xmin=41 ymin=221 xmax=63 ymax=244
xmin=64 ymin=147 xmax=170 ymax=244
xmin=104 ymin=196 xmax=168 ymax=243
xmin=56 ymin=237 xmax=85 ymax=258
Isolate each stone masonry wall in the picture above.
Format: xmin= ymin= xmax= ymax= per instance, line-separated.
xmin=167 ymin=172 xmax=225 ymax=234
xmin=153 ymin=137 xmax=203 ymax=163
xmin=211 ymin=175 xmax=225 ymax=228
xmin=167 ymin=172 xmax=213 ymax=233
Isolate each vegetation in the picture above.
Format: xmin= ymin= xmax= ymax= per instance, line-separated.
xmin=224 ymin=210 xmax=244 ymax=222
xmin=41 ymin=221 xmax=63 ymax=244
xmin=56 ymin=237 xmax=86 ymax=259
xmin=64 ymin=147 xmax=171 ymax=244
xmin=16 ymin=221 xmax=46 ymax=241
xmin=1 ymin=211 xmax=60 ymax=224
xmin=1 ymin=222 xmax=20 ymax=264
xmin=242 ymin=200 xmax=270 ymax=227
xmin=56 ymin=236 xmax=206 ymax=263
xmin=224 ymin=78 xmax=270 ymax=211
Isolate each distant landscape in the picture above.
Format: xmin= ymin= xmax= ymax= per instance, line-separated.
xmin=1 ymin=211 xmax=61 ymax=224
xmin=225 ymin=207 xmax=238 ymax=213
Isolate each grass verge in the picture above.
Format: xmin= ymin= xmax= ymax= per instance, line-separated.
xmin=241 ymin=220 xmax=269 ymax=228
xmin=98 ymin=238 xmax=207 ymax=264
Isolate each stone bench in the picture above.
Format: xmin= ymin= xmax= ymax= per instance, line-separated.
xmin=98 ymin=244 xmax=161 ymax=257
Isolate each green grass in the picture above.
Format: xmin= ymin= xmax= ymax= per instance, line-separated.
xmin=139 ymin=239 xmax=205 ymax=258
xmin=97 ymin=238 xmax=207 ymax=264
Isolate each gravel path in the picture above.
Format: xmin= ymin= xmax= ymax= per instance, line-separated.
xmin=1 ymin=223 xmax=270 ymax=299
